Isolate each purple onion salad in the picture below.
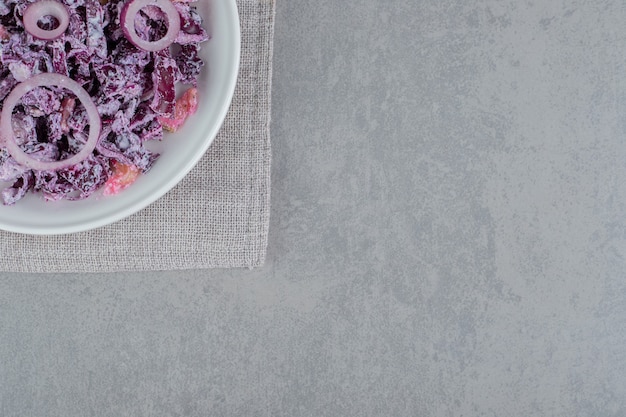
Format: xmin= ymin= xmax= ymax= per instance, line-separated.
xmin=0 ymin=0 xmax=208 ymax=205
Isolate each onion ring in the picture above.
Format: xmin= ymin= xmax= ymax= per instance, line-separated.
xmin=121 ymin=0 xmax=181 ymax=52
xmin=0 ymin=73 xmax=101 ymax=171
xmin=23 ymin=0 xmax=70 ymax=40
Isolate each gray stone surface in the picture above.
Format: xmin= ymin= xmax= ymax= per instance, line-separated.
xmin=2 ymin=0 xmax=626 ymax=415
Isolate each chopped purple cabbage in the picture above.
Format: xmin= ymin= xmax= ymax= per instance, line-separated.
xmin=0 ymin=0 xmax=209 ymax=205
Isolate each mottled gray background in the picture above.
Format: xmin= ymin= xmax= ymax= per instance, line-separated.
xmin=2 ymin=0 xmax=626 ymax=415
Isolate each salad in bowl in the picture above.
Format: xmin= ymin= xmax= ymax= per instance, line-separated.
xmin=0 ymin=0 xmax=240 ymax=234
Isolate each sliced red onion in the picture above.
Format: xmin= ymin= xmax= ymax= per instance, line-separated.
xmin=23 ymin=0 xmax=70 ymax=40
xmin=121 ymin=0 xmax=181 ymax=52
xmin=0 ymin=73 xmax=101 ymax=172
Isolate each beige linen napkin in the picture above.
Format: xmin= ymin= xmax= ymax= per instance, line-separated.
xmin=0 ymin=0 xmax=274 ymax=272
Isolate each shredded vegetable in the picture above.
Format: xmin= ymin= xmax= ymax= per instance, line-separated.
xmin=0 ymin=0 xmax=208 ymax=205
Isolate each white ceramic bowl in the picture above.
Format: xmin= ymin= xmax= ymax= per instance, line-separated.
xmin=0 ymin=0 xmax=241 ymax=235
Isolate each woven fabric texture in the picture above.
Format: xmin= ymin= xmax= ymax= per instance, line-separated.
xmin=0 ymin=0 xmax=274 ymax=272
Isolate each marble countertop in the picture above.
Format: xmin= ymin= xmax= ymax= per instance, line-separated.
xmin=1 ymin=0 xmax=625 ymax=415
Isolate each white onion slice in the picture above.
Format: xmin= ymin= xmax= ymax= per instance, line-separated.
xmin=0 ymin=73 xmax=101 ymax=172
xmin=121 ymin=0 xmax=181 ymax=52
xmin=23 ymin=0 xmax=70 ymax=40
